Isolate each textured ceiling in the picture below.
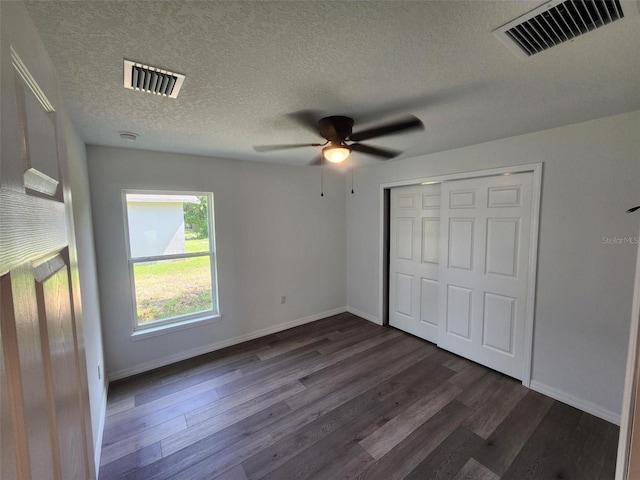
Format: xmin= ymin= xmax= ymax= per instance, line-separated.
xmin=25 ymin=1 xmax=640 ymax=166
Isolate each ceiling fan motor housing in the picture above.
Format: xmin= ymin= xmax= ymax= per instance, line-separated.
xmin=318 ymin=116 xmax=354 ymax=142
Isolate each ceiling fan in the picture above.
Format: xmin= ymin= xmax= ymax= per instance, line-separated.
xmin=253 ymin=113 xmax=424 ymax=165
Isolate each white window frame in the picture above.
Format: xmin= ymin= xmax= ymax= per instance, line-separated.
xmin=122 ymin=189 xmax=220 ymax=334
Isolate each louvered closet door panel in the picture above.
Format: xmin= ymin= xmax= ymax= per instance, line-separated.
xmin=389 ymin=184 xmax=440 ymax=343
xmin=437 ymin=173 xmax=533 ymax=379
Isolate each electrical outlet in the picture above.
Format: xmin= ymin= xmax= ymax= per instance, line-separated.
xmin=281 ymin=295 xmax=286 ymax=304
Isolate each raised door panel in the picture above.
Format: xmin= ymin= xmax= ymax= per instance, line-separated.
xmin=420 ymin=278 xmax=438 ymax=327
xmin=396 ymin=194 xmax=415 ymax=209
xmin=485 ymin=218 xmax=519 ymax=278
xmin=448 ymin=219 xmax=475 ymax=271
xmin=394 ymin=273 xmax=413 ymax=318
xmin=446 ymin=285 xmax=473 ymax=340
xmin=1 ymin=276 xmax=23 ymax=480
xmin=488 ymin=186 xmax=521 ymax=207
xmin=0 ymin=357 xmax=18 ymax=480
xmin=396 ymin=218 xmax=414 ymax=261
xmin=482 ymin=292 xmax=516 ymax=354
xmin=449 ymin=190 xmax=476 ymax=209
xmin=2 ymin=266 xmax=56 ymax=479
xmin=422 ymin=192 xmax=440 ymax=210
xmin=34 ymin=254 xmax=86 ymax=480
xmin=422 ymin=218 xmax=440 ymax=265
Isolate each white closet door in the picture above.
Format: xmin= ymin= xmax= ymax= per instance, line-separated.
xmin=437 ymin=172 xmax=533 ymax=379
xmin=389 ymin=184 xmax=441 ymax=342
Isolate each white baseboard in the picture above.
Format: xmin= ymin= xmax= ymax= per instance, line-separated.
xmin=529 ymin=380 xmax=621 ymax=425
xmin=347 ymin=306 xmax=381 ymax=325
xmin=94 ymin=381 xmax=108 ymax=475
xmin=108 ymin=307 xmax=347 ymax=382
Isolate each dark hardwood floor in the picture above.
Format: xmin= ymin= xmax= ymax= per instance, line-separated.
xmin=99 ymin=313 xmax=619 ymax=480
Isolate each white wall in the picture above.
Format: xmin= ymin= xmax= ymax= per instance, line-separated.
xmin=87 ymin=146 xmax=347 ymax=379
xmin=62 ymin=115 xmax=106 ymax=469
xmin=346 ymin=110 xmax=640 ymax=422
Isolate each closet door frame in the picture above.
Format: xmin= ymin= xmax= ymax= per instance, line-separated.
xmin=379 ymin=162 xmax=543 ymax=387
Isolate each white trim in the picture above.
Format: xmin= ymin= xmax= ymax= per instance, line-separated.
xmin=379 ymin=163 xmax=543 ymax=190
xmin=347 ymin=306 xmax=381 ymax=325
xmin=107 ymin=307 xmax=347 ymax=381
xmin=378 ymin=163 xmax=543 ymax=386
xmin=378 ymin=186 xmax=386 ymax=328
xmin=530 ymin=380 xmax=621 ymax=426
xmin=11 ymin=45 xmax=55 ymax=112
xmin=131 ymin=251 xmax=210 ymax=263
xmin=24 ymin=167 xmax=59 ymax=196
xmin=130 ymin=314 xmax=222 ymax=341
xmin=126 ymin=194 xmax=200 ymax=204
xmin=94 ymin=381 xmax=108 ymax=476
xmin=616 ymin=225 xmax=640 ymax=479
xmin=522 ymin=164 xmax=543 ymax=387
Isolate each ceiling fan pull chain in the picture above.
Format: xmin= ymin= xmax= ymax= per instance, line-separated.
xmin=320 ymin=156 xmax=324 ymax=197
xmin=351 ymin=160 xmax=355 ymax=194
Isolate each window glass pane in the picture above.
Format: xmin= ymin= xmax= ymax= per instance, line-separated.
xmin=183 ymin=195 xmax=210 ymax=253
xmin=126 ymin=193 xmax=210 ymax=258
xmin=133 ymin=256 xmax=213 ymax=324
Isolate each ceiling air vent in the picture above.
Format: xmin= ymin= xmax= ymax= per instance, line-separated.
xmin=123 ymin=59 xmax=185 ymax=98
xmin=493 ymin=0 xmax=639 ymax=58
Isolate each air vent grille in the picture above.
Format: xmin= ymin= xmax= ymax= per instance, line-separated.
xmin=493 ymin=0 xmax=638 ymax=58
xmin=123 ymin=60 xmax=185 ymax=98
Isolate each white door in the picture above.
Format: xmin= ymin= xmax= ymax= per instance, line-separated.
xmin=437 ymin=172 xmax=533 ymax=379
xmin=1 ymin=3 xmax=95 ymax=478
xmin=389 ymin=184 xmax=441 ymax=342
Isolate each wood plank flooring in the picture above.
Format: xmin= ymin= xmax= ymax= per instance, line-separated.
xmin=99 ymin=313 xmax=619 ymax=479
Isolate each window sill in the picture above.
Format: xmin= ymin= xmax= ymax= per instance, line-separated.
xmin=130 ymin=314 xmax=222 ymax=341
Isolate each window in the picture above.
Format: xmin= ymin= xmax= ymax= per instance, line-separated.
xmin=123 ymin=191 xmax=219 ymax=331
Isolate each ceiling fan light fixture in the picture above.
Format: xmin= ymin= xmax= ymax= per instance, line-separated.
xmin=322 ymin=145 xmax=350 ymax=163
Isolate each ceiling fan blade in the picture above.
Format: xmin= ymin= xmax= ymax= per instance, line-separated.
xmin=349 ymin=116 xmax=424 ymax=142
xmin=349 ymin=143 xmax=400 ymax=159
xmin=286 ymin=110 xmax=325 ymax=134
xmin=253 ymin=143 xmax=323 ymax=152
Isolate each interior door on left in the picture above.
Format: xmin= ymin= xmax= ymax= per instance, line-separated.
xmin=1 ymin=2 xmax=95 ymax=479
